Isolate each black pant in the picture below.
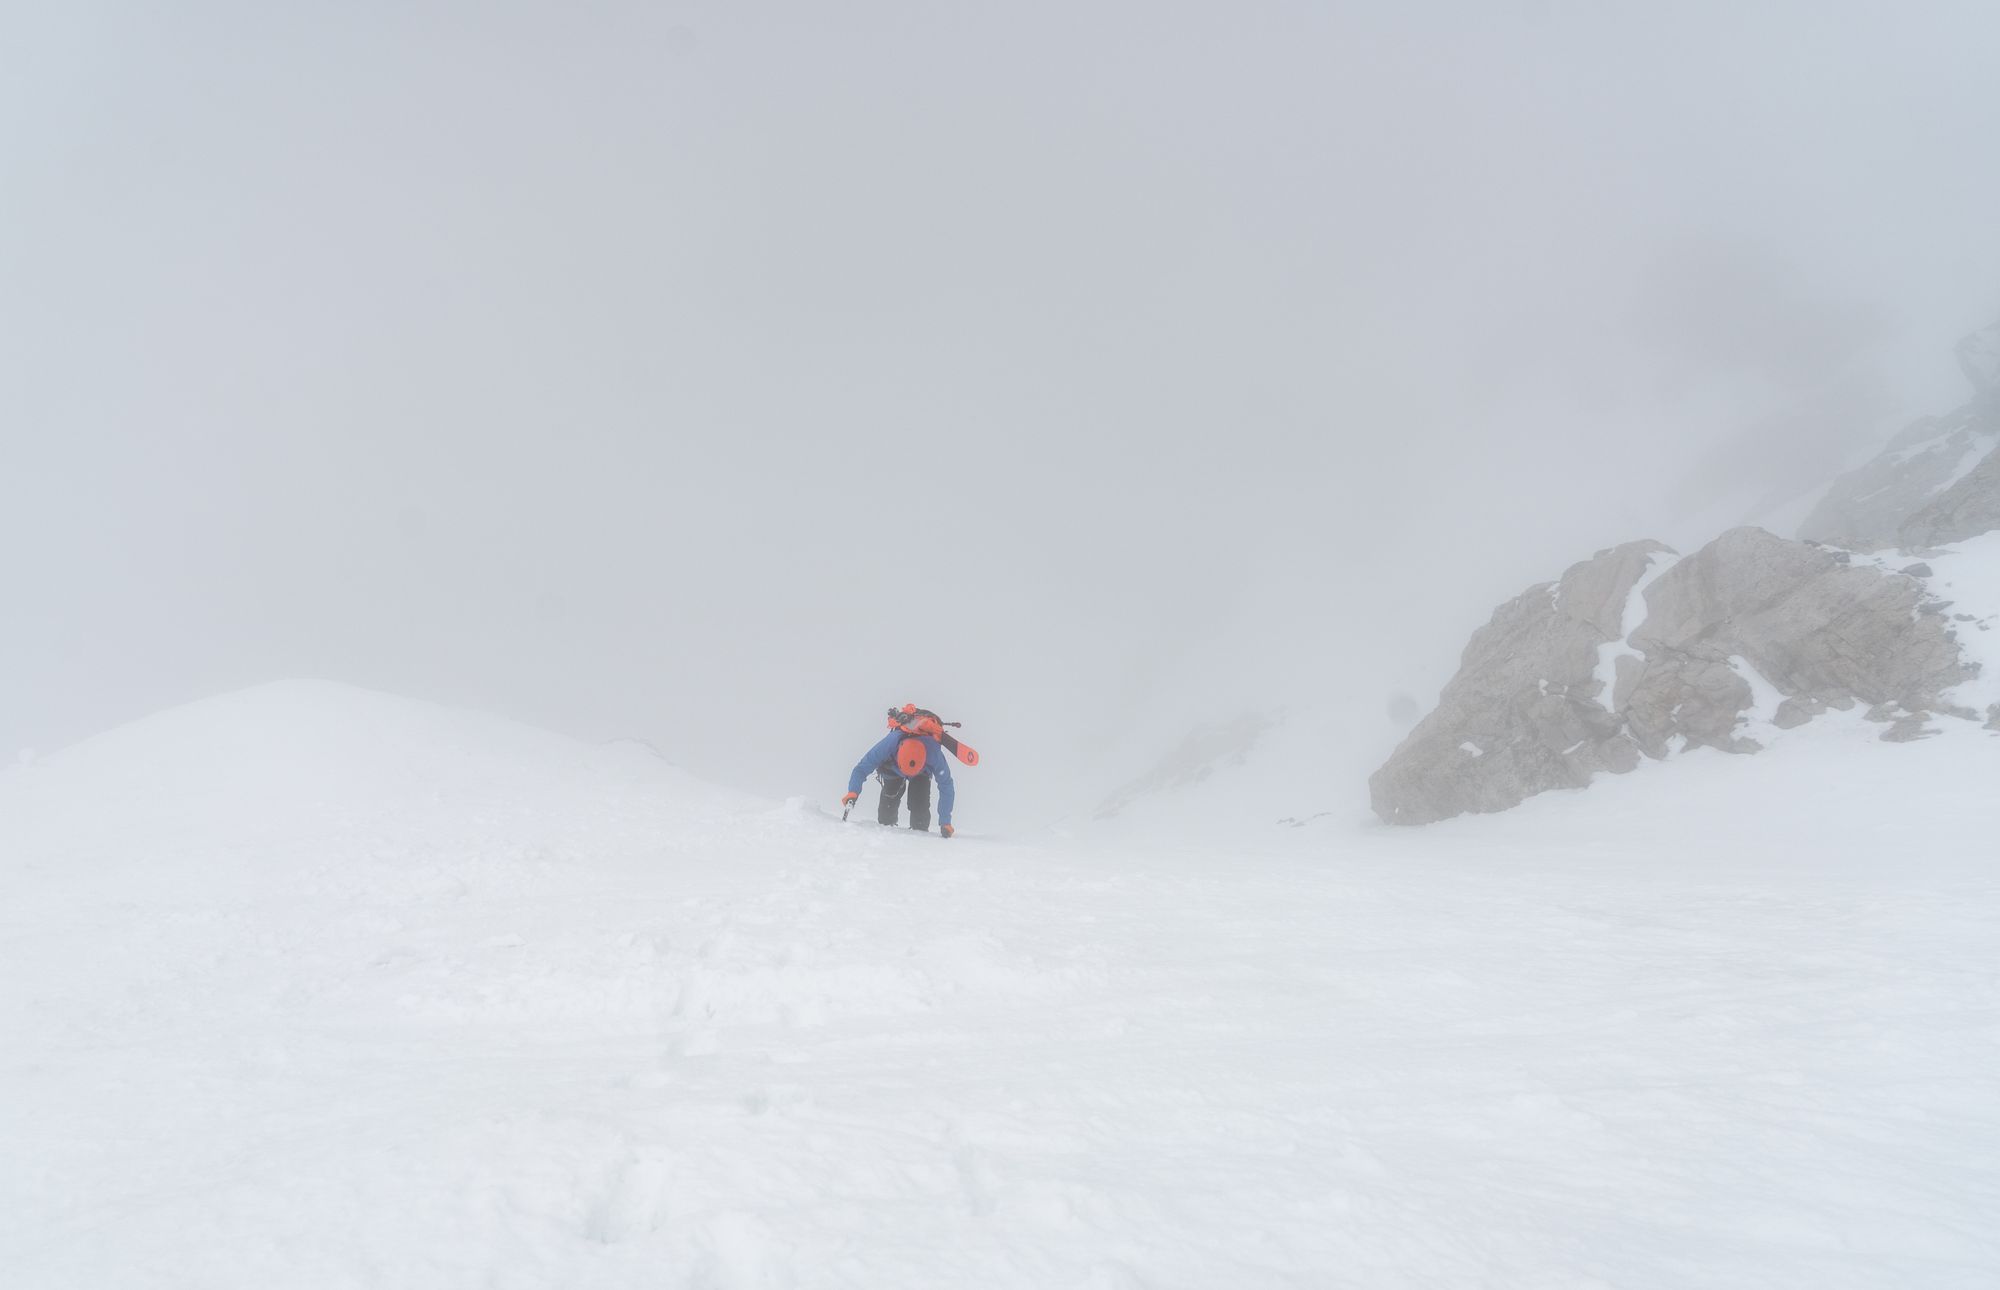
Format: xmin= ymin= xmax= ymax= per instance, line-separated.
xmin=877 ymin=764 xmax=932 ymax=830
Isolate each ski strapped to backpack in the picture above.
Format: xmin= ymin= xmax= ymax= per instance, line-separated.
xmin=886 ymin=704 xmax=980 ymax=766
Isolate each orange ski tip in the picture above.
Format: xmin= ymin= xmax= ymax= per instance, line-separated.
xmin=895 ymin=738 xmax=928 ymax=776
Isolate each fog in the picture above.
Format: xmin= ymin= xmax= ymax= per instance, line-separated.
xmin=6 ymin=1 xmax=1998 ymax=824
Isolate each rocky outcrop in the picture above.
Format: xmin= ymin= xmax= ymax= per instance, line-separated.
xmin=1366 ymin=541 xmax=1668 ymax=826
xmin=1799 ymin=320 xmax=1999 ymax=551
xmin=1371 ymin=320 xmax=2000 ymax=827
xmin=1370 ymin=527 xmax=1974 ymax=825
xmin=1624 ymin=527 xmax=1971 ymax=747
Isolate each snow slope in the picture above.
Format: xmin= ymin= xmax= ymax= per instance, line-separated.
xmin=4 ymin=683 xmax=1998 ymax=1288
xmin=1926 ymin=530 xmax=2000 ymax=717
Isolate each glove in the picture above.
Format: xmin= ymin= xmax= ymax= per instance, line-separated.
xmin=940 ymin=824 xmax=955 ymax=839
xmin=841 ymin=791 xmax=860 ymax=807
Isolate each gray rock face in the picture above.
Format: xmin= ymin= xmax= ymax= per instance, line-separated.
xmin=1800 ymin=319 xmax=2000 ymax=551
xmin=1370 ymin=527 xmax=1975 ymax=825
xmin=1899 ymin=440 xmax=2000 ymax=549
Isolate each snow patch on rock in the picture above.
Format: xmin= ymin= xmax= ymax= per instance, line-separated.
xmin=1725 ymin=654 xmax=1788 ymax=746
xmin=1592 ymin=550 xmax=1680 ymax=709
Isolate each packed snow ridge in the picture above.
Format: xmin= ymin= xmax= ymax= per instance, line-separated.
xmin=9 ymin=680 xmax=1999 ymax=1288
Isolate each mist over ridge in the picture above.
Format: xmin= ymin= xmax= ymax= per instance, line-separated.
xmin=5 ymin=1 xmax=1997 ymax=822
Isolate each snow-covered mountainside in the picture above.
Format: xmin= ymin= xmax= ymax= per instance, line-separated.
xmin=1800 ymin=318 xmax=2000 ymax=551
xmin=1799 ymin=405 xmax=1998 ymax=551
xmin=5 ymin=682 xmax=1998 ymax=1288
xmin=1374 ymin=319 xmax=2000 ymax=825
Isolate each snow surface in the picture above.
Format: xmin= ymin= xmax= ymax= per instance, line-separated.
xmin=4 ymin=683 xmax=1999 ymax=1288
xmin=1924 ymin=530 xmax=2000 ymax=717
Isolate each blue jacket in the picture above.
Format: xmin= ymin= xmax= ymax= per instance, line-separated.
xmin=848 ymin=732 xmax=955 ymax=825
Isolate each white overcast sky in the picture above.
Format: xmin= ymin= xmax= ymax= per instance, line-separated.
xmin=5 ymin=1 xmax=1997 ymax=819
